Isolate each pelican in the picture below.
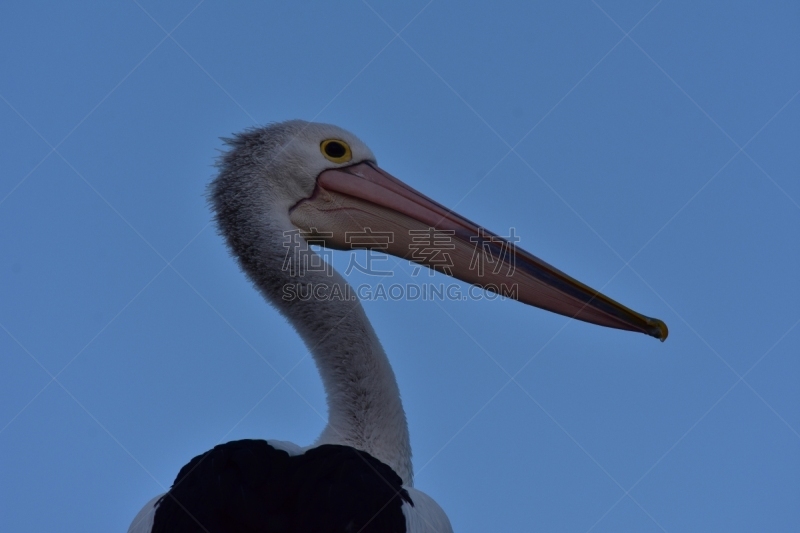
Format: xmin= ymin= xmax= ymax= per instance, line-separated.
xmin=128 ymin=120 xmax=667 ymax=533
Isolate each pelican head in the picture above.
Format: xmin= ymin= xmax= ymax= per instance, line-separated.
xmin=211 ymin=119 xmax=667 ymax=341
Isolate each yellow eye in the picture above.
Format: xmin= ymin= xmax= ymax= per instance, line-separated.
xmin=320 ymin=139 xmax=352 ymax=164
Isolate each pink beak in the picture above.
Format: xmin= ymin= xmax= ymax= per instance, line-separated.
xmin=290 ymin=161 xmax=668 ymax=341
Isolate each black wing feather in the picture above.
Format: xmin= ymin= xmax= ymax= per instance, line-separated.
xmin=152 ymin=440 xmax=411 ymax=533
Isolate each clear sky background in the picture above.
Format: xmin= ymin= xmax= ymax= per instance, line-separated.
xmin=1 ymin=2 xmax=798 ymax=532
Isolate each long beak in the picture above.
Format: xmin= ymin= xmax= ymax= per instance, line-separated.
xmin=289 ymin=161 xmax=667 ymax=341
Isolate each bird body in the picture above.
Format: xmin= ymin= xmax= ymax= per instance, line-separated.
xmin=129 ymin=120 xmax=666 ymax=533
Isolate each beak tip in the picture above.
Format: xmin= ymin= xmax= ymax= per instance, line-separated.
xmin=647 ymin=318 xmax=669 ymax=342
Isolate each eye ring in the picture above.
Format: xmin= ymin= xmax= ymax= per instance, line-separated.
xmin=320 ymin=139 xmax=352 ymax=164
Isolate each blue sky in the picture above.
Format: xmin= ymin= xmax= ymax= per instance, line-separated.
xmin=1 ymin=1 xmax=798 ymax=531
